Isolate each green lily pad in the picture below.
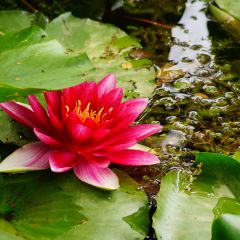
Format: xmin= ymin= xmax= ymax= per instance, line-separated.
xmin=0 ymin=11 xmax=34 ymax=35
xmin=209 ymin=4 xmax=240 ymax=40
xmin=153 ymin=153 xmax=240 ymax=240
xmin=215 ymin=0 xmax=240 ymax=21
xmin=0 ymin=109 xmax=36 ymax=148
xmin=0 ymin=11 xmax=156 ymax=99
xmin=45 ymin=12 xmax=156 ymax=98
xmin=0 ymin=172 xmax=85 ymax=240
xmin=0 ymin=26 xmax=47 ymax=53
xmin=153 ymin=171 xmax=216 ymax=240
xmin=0 ymin=169 xmax=148 ymax=240
xmin=0 ymin=25 xmax=93 ymax=102
xmin=0 ymin=10 xmax=48 ymax=35
xmin=212 ymin=198 xmax=240 ymax=240
xmin=212 ymin=214 xmax=240 ymax=240
xmin=123 ymin=205 xmax=149 ymax=236
xmin=56 ymin=169 xmax=149 ymax=240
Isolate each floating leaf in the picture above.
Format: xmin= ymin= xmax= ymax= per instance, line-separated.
xmin=0 ymin=110 xmax=36 ymax=147
xmin=0 ymin=172 xmax=86 ymax=240
xmin=56 ymin=169 xmax=149 ymax=240
xmin=212 ymin=198 xmax=240 ymax=240
xmin=123 ymin=205 xmax=150 ymax=236
xmin=0 ymin=26 xmax=46 ymax=53
xmin=0 ymin=11 xmax=34 ymax=35
xmin=0 ymin=25 xmax=93 ymax=102
xmin=153 ymin=153 xmax=240 ymax=240
xmin=0 ymin=9 xmax=155 ymax=114
xmin=46 ymin=12 xmax=156 ymax=98
xmin=0 ymin=169 xmax=148 ymax=239
xmin=215 ymin=0 xmax=240 ymax=21
xmin=209 ymin=4 xmax=240 ymax=40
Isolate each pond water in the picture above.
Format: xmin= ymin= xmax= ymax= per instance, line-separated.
xmin=107 ymin=2 xmax=240 ymax=237
xmin=111 ymin=0 xmax=240 ymax=186
xmin=0 ymin=0 xmax=240 ymax=238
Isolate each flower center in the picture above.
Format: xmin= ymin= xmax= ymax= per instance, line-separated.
xmin=65 ymin=100 xmax=106 ymax=124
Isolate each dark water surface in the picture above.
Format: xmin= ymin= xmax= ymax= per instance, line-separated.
xmin=113 ymin=2 xmax=240 ymax=238
xmin=122 ymin=0 xmax=240 ymax=178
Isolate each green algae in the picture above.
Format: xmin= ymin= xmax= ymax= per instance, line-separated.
xmin=1 ymin=0 xmax=240 ymax=191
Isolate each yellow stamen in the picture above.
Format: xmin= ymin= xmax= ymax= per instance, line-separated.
xmin=65 ymin=100 xmax=106 ymax=124
xmin=65 ymin=105 xmax=70 ymax=113
xmin=73 ymin=100 xmax=81 ymax=115
xmin=65 ymin=105 xmax=70 ymax=117
xmin=95 ymin=107 xmax=104 ymax=123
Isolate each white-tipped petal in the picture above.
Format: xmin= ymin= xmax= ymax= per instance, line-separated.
xmin=0 ymin=142 xmax=50 ymax=172
xmin=74 ymin=161 xmax=119 ymax=190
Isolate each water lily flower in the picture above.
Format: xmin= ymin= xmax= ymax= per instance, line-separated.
xmin=0 ymin=74 xmax=162 ymax=189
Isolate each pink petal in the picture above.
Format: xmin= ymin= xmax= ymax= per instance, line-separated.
xmin=74 ymin=161 xmax=119 ymax=190
xmin=92 ymin=129 xmax=111 ymax=141
xmin=69 ymin=124 xmax=92 ymax=142
xmin=106 ymin=140 xmax=137 ymax=151
xmin=27 ymin=95 xmax=51 ymax=129
xmin=34 ymin=128 xmax=63 ymax=148
xmin=84 ymin=154 xmax=110 ymax=168
xmin=98 ymin=88 xmax=123 ymax=109
xmin=62 ymin=84 xmax=82 ymax=111
xmin=48 ymin=106 xmax=64 ymax=132
xmin=62 ymin=82 xmax=98 ymax=115
xmin=113 ymin=124 xmax=162 ymax=142
xmin=97 ymin=74 xmax=116 ymax=98
xmin=79 ymin=82 xmax=98 ymax=110
xmin=44 ymin=90 xmax=62 ymax=119
xmin=101 ymin=124 xmax=162 ymax=148
xmin=109 ymin=149 xmax=160 ymax=166
xmin=67 ymin=115 xmax=92 ymax=142
xmin=84 ymin=117 xmax=98 ymax=130
xmin=49 ymin=151 xmax=78 ymax=172
xmin=110 ymin=98 xmax=148 ymax=130
xmin=0 ymin=142 xmax=50 ymax=172
xmin=0 ymin=101 xmax=37 ymax=128
xmin=122 ymin=98 xmax=148 ymax=118
xmin=129 ymin=124 xmax=162 ymax=140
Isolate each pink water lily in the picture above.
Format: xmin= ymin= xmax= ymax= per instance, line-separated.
xmin=0 ymin=74 xmax=162 ymax=190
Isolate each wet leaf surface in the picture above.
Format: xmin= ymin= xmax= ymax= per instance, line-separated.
xmin=46 ymin=12 xmax=156 ymax=98
xmin=0 ymin=110 xmax=36 ymax=146
xmin=0 ymin=24 xmax=93 ymax=101
xmin=215 ymin=0 xmax=240 ymax=21
xmin=0 ymin=170 xmax=148 ymax=240
xmin=153 ymin=153 xmax=240 ymax=240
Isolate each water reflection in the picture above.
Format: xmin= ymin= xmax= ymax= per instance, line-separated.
xmin=160 ymin=130 xmax=186 ymax=152
xmin=157 ymin=0 xmax=216 ymax=153
xmin=169 ymin=0 xmax=212 ymax=70
xmin=158 ymin=0 xmax=213 ymax=89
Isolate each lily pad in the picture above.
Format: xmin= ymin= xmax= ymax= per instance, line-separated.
xmin=0 ymin=26 xmax=47 ymax=53
xmin=0 ymin=10 xmax=34 ymax=35
xmin=153 ymin=153 xmax=240 ymax=240
xmin=212 ymin=198 xmax=240 ymax=240
xmin=56 ymin=169 xmax=149 ymax=240
xmin=215 ymin=0 xmax=240 ymax=21
xmin=0 ymin=25 xmax=93 ymax=102
xmin=45 ymin=12 xmax=156 ymax=98
xmin=0 ymin=169 xmax=148 ymax=240
xmin=0 ymin=11 xmax=156 ymax=99
xmin=0 ymin=172 xmax=85 ymax=240
xmin=209 ymin=4 xmax=240 ymax=40
xmin=0 ymin=109 xmax=36 ymax=147
xmin=0 ymin=10 xmax=48 ymax=35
